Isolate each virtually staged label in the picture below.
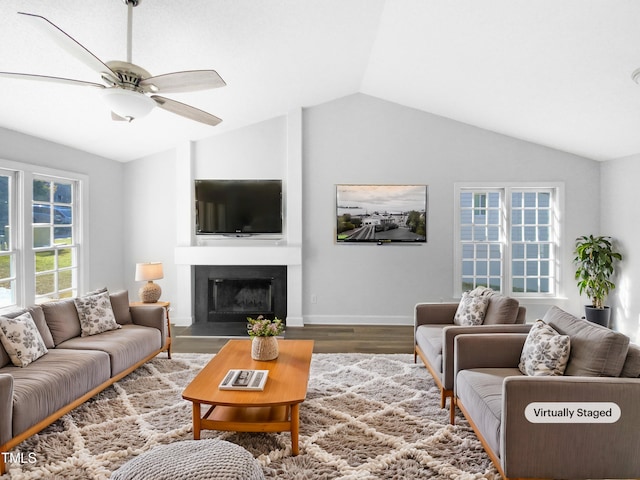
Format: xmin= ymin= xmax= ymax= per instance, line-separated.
xmin=525 ymin=402 xmax=621 ymax=423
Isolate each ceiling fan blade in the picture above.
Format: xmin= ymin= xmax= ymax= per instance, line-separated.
xmin=151 ymin=95 xmax=222 ymax=126
xmin=111 ymin=111 xmax=129 ymax=122
xmin=140 ymin=70 xmax=226 ymax=94
xmin=18 ymin=12 xmax=116 ymax=80
xmin=0 ymin=71 xmax=105 ymax=89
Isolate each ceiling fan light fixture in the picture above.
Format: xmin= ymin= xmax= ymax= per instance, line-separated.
xmin=100 ymin=88 xmax=155 ymax=121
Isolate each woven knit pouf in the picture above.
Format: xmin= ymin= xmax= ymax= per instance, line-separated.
xmin=111 ymin=439 xmax=265 ymax=480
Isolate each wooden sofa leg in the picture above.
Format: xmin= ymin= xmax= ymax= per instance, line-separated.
xmin=450 ymin=397 xmax=456 ymax=425
xmin=1 ymin=450 xmax=5 ymax=475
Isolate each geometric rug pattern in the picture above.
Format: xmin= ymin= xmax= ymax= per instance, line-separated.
xmin=4 ymin=353 xmax=498 ymax=479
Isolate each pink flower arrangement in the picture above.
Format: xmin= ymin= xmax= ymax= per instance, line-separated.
xmin=246 ymin=315 xmax=285 ymax=337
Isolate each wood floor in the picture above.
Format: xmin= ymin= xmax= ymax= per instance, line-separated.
xmin=171 ymin=324 xmax=415 ymax=354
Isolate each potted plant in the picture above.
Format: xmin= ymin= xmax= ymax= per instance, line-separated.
xmin=573 ymin=235 xmax=623 ymax=327
xmin=247 ymin=315 xmax=285 ymax=360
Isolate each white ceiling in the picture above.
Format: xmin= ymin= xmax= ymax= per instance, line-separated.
xmin=1 ymin=0 xmax=640 ymax=162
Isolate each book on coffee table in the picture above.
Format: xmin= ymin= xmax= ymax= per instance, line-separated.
xmin=218 ymin=369 xmax=269 ymax=391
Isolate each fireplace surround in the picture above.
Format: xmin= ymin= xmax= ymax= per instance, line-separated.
xmin=194 ymin=265 xmax=287 ymax=324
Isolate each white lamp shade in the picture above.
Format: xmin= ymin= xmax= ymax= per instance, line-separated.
xmin=135 ymin=262 xmax=164 ymax=281
xmin=101 ymin=88 xmax=155 ymax=120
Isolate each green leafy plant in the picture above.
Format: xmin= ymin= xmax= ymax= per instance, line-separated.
xmin=247 ymin=315 xmax=285 ymax=337
xmin=573 ymin=235 xmax=622 ymax=309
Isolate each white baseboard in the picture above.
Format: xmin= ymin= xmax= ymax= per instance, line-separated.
xmin=172 ymin=316 xmax=193 ymax=327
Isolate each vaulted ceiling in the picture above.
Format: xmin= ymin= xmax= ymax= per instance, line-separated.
xmin=1 ymin=0 xmax=639 ymax=162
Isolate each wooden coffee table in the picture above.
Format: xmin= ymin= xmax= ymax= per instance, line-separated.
xmin=182 ymin=339 xmax=314 ymax=455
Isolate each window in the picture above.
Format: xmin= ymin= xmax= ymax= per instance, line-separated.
xmin=33 ymin=176 xmax=78 ymax=302
xmin=0 ymin=171 xmax=17 ymax=308
xmin=455 ymin=183 xmax=561 ymax=298
xmin=0 ymin=161 xmax=86 ymax=309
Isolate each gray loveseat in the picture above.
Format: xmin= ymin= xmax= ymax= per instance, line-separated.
xmin=454 ymin=306 xmax=640 ymax=479
xmin=0 ymin=290 xmax=167 ymax=474
xmin=414 ymin=293 xmax=527 ymax=423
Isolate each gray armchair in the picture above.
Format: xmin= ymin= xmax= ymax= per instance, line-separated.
xmin=454 ymin=307 xmax=640 ymax=479
xmin=414 ymin=293 xmax=527 ymax=423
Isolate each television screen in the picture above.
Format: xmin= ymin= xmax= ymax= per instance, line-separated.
xmin=336 ymin=184 xmax=427 ymax=243
xmin=195 ymin=180 xmax=283 ymax=235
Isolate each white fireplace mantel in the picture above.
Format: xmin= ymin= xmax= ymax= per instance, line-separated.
xmin=174 ymin=244 xmax=302 ymax=266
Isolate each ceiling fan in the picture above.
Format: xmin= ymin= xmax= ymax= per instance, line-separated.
xmin=0 ymin=0 xmax=226 ymax=125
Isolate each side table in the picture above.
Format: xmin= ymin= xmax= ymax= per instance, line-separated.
xmin=130 ymin=301 xmax=172 ymax=359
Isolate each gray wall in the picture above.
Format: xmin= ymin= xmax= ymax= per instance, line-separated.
xmin=302 ymin=94 xmax=600 ymax=324
xmin=0 ymin=126 xmax=125 ymax=292
xmin=601 ymin=156 xmax=640 ymax=342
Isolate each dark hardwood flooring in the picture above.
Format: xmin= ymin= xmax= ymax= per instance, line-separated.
xmin=171 ymin=324 xmax=414 ymax=354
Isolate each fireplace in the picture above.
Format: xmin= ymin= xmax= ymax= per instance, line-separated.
xmin=194 ymin=265 xmax=287 ymax=324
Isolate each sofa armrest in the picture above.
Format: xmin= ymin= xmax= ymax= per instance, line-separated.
xmin=441 ymin=324 xmax=531 ymax=390
xmin=501 ymin=376 xmax=640 ymax=479
xmin=130 ymin=305 xmax=166 ymax=346
xmin=414 ymin=303 xmax=458 ymax=328
xmin=454 ymin=333 xmax=527 ymax=374
xmin=0 ymin=373 xmax=13 ymax=447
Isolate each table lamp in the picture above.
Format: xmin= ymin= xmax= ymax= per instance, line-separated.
xmin=135 ymin=262 xmax=163 ymax=303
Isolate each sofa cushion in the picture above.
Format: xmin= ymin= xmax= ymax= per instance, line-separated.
xmin=454 ymin=292 xmax=490 ymax=326
xmin=543 ymin=306 xmax=630 ymax=377
xmin=56 ymin=324 xmax=161 ymax=376
xmin=415 ymin=325 xmax=445 ymax=375
xmin=74 ymin=291 xmax=121 ymax=337
xmin=0 ymin=312 xmax=49 ymax=367
xmin=110 ymin=290 xmax=133 ymax=325
xmin=620 ymin=343 xmax=640 ymax=378
xmin=42 ymin=298 xmax=82 ymax=346
xmin=518 ymin=320 xmax=570 ymax=376
xmin=484 ymin=295 xmax=520 ymax=325
xmin=3 ymin=348 xmax=110 ymax=437
xmin=456 ymin=367 xmax=521 ymax=457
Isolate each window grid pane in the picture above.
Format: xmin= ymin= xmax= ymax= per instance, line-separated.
xmin=510 ymin=190 xmax=555 ymax=295
xmin=460 ymin=190 xmax=503 ymax=293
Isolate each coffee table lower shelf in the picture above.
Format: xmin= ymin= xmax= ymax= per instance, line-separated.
xmin=192 ymin=402 xmax=301 ymax=454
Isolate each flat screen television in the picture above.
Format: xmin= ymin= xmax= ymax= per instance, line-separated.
xmin=195 ymin=179 xmax=283 ymax=236
xmin=336 ymin=184 xmax=427 ymax=243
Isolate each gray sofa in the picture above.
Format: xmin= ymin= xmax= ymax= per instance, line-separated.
xmin=454 ymin=306 xmax=640 ymax=479
xmin=0 ymin=290 xmax=167 ymax=475
xmin=414 ymin=293 xmax=527 ymax=423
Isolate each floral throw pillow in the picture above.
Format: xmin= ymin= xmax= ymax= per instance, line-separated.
xmin=453 ymin=291 xmax=490 ymax=326
xmin=74 ymin=291 xmax=121 ymax=337
xmin=519 ymin=319 xmax=571 ymax=376
xmin=0 ymin=312 xmax=48 ymax=367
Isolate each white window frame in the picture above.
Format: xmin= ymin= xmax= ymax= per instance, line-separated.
xmin=454 ymin=182 xmax=563 ymax=299
xmin=0 ymin=159 xmax=89 ymax=310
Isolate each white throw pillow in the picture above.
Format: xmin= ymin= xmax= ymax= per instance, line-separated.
xmin=519 ymin=319 xmax=571 ymax=376
xmin=454 ymin=291 xmax=490 ymax=326
xmin=0 ymin=312 xmax=48 ymax=367
xmin=74 ymin=291 xmax=121 ymax=337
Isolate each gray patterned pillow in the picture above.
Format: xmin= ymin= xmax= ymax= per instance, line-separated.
xmin=0 ymin=312 xmax=49 ymax=367
xmin=74 ymin=291 xmax=121 ymax=337
xmin=454 ymin=291 xmax=490 ymax=325
xmin=519 ymin=319 xmax=571 ymax=376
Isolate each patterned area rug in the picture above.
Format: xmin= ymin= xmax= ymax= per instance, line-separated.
xmin=3 ymin=353 xmax=498 ymax=479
